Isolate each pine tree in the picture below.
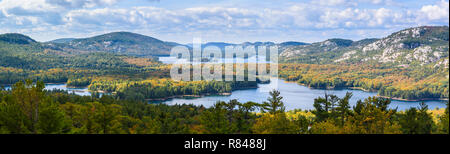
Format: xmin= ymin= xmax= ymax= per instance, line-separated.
xmin=312 ymin=92 xmax=338 ymax=122
xmin=399 ymin=103 xmax=433 ymax=134
xmin=335 ymin=92 xmax=352 ymax=126
xmin=261 ymin=90 xmax=285 ymax=114
xmin=439 ymin=102 xmax=449 ymax=134
xmin=199 ymin=102 xmax=235 ymax=134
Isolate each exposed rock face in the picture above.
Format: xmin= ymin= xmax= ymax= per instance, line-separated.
xmin=334 ymin=50 xmax=356 ymax=62
xmin=435 ymin=58 xmax=449 ymax=69
xmin=362 ymin=26 xmax=448 ymax=64
xmin=280 ymin=38 xmax=356 ymax=63
xmin=280 ymin=47 xmax=308 ymax=57
xmin=280 ymin=26 xmax=449 ymax=66
xmin=408 ymin=46 xmax=440 ymax=65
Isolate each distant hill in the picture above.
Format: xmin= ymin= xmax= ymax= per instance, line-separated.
xmin=1 ymin=32 xmax=309 ymax=58
xmin=280 ymin=26 xmax=449 ymax=68
xmin=280 ymin=38 xmax=371 ymax=64
xmin=279 ymin=41 xmax=309 ymax=47
xmin=357 ymin=26 xmax=449 ymax=65
xmin=187 ymin=41 xmax=308 ymax=54
xmin=0 ymin=33 xmax=37 ymax=45
xmin=0 ymin=33 xmax=64 ymax=70
xmin=48 ymin=38 xmax=76 ymax=43
xmin=277 ymin=41 xmax=310 ymax=53
xmin=58 ymin=32 xmax=178 ymax=57
xmin=2 ymin=26 xmax=447 ymax=67
xmin=203 ymin=42 xmax=236 ymax=49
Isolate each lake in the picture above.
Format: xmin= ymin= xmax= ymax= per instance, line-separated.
xmin=3 ymin=84 xmax=91 ymax=96
xmin=158 ymin=56 xmax=272 ymax=64
xmin=2 ymin=79 xmax=447 ymax=111
xmin=151 ymin=78 xmax=447 ymax=111
xmin=156 ymin=57 xmax=447 ymax=110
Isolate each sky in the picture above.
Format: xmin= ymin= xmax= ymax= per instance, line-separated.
xmin=0 ymin=0 xmax=448 ymax=44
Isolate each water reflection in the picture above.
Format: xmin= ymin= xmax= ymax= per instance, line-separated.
xmin=2 ymin=79 xmax=446 ymax=111
xmin=3 ymin=84 xmax=91 ymax=96
xmin=153 ymin=78 xmax=447 ymax=111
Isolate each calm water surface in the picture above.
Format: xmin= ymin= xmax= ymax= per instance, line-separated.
xmin=3 ymin=79 xmax=447 ymax=111
xmin=152 ymin=78 xmax=447 ymax=111
xmin=4 ymin=84 xmax=91 ymax=96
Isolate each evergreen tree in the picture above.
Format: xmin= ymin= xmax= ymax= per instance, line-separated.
xmin=261 ymin=90 xmax=285 ymax=114
xmin=92 ymin=102 xmax=122 ymax=134
xmin=399 ymin=103 xmax=434 ymax=134
xmin=199 ymin=102 xmax=235 ymax=134
xmin=335 ymin=92 xmax=352 ymax=126
xmin=439 ymin=102 xmax=449 ymax=134
xmin=312 ymin=92 xmax=339 ymax=122
xmin=350 ymin=97 xmax=399 ymax=134
xmin=38 ymin=101 xmax=67 ymax=134
xmin=252 ymin=113 xmax=296 ymax=134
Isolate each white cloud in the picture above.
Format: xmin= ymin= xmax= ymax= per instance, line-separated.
xmin=0 ymin=0 xmax=448 ymax=43
xmin=45 ymin=0 xmax=120 ymax=9
xmin=363 ymin=0 xmax=397 ymax=6
xmin=0 ymin=0 xmax=123 ymax=25
xmin=418 ymin=0 xmax=449 ymax=22
xmin=60 ymin=5 xmax=418 ymax=35
xmin=0 ymin=0 xmax=59 ymax=15
xmin=311 ymin=0 xmax=357 ymax=6
xmin=0 ymin=0 xmax=63 ymax=26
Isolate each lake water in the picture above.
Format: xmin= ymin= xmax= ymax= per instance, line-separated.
xmin=2 ymin=79 xmax=447 ymax=111
xmin=152 ymin=78 xmax=447 ymax=111
xmin=3 ymin=84 xmax=91 ymax=96
xmin=158 ymin=56 xmax=272 ymax=64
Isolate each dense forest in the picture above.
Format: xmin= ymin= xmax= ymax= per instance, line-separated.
xmin=0 ymin=35 xmax=171 ymax=85
xmin=0 ymin=37 xmax=263 ymax=101
xmin=88 ymin=78 xmax=258 ymax=101
xmin=0 ymin=80 xmax=448 ymax=134
xmin=1 ymin=28 xmax=449 ymax=101
xmin=277 ymin=26 xmax=449 ymax=101
xmin=278 ymin=63 xmax=449 ymax=100
xmin=0 ymin=27 xmax=449 ymax=134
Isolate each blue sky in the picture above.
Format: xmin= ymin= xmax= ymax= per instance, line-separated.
xmin=0 ymin=0 xmax=448 ymax=44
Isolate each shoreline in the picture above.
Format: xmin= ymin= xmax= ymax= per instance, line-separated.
xmin=3 ymin=81 xmax=447 ymax=102
xmin=146 ymin=92 xmax=233 ymax=101
xmin=377 ymin=95 xmax=449 ymax=102
xmin=281 ymin=79 xmax=447 ymax=102
xmin=1 ymin=82 xmax=68 ymax=87
xmin=146 ymin=86 xmax=258 ymax=101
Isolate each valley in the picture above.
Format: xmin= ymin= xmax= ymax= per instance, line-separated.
xmin=0 ymin=25 xmax=449 ymax=134
xmin=1 ymin=26 xmax=448 ymax=102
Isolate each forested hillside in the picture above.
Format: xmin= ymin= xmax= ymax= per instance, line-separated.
xmin=44 ymin=32 xmax=178 ymax=57
xmin=0 ymin=33 xmax=170 ymax=85
xmin=0 ymin=81 xmax=448 ymax=134
xmin=279 ymin=63 xmax=449 ymax=100
xmin=278 ymin=26 xmax=449 ymax=101
xmin=0 ymin=26 xmax=448 ymax=101
xmin=280 ymin=26 xmax=449 ymax=66
xmin=0 ymin=32 xmax=264 ymax=103
xmin=0 ymin=26 xmax=449 ymax=134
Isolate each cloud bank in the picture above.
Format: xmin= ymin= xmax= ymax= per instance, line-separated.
xmin=0 ymin=0 xmax=448 ymax=43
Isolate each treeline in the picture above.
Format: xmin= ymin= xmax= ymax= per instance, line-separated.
xmin=1 ymin=45 xmax=171 ymax=85
xmin=88 ymin=79 xmax=258 ymax=101
xmin=310 ymin=92 xmax=445 ymax=134
xmin=279 ymin=63 xmax=449 ymax=100
xmin=379 ymin=86 xmax=446 ymax=101
xmin=67 ymin=77 xmax=92 ymax=87
xmin=0 ymin=80 xmax=448 ymax=134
